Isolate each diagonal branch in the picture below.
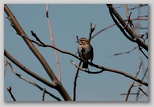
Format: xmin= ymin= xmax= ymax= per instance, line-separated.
xmin=4 ymin=4 xmax=71 ymax=101
xmin=106 ymin=4 xmax=148 ymax=51
xmin=7 ymin=61 xmax=61 ymax=101
xmin=6 ymin=60 xmax=62 ymax=101
xmin=4 ymin=49 xmax=56 ymax=89
xmin=4 ymin=3 xmax=57 ymax=85
xmin=92 ymin=17 xmax=148 ymax=39
xmin=109 ymin=46 xmax=138 ymax=57
xmin=125 ymin=61 xmax=142 ymax=101
xmin=107 ymin=5 xmax=135 ymax=42
xmin=7 ymin=86 xmax=16 ymax=101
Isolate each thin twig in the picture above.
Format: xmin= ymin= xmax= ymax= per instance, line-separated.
xmin=6 ymin=60 xmax=62 ymax=101
xmin=20 ymin=33 xmax=80 ymax=60
xmin=31 ymin=31 xmax=44 ymax=45
xmin=138 ymin=87 xmax=148 ymax=97
xmin=136 ymin=67 xmax=148 ymax=101
xmin=71 ymin=60 xmax=104 ymax=74
xmin=4 ymin=58 xmax=7 ymax=75
xmin=46 ymin=4 xmax=61 ymax=81
xmin=125 ymin=4 xmax=129 ymax=18
xmin=73 ymin=61 xmax=82 ymax=101
xmin=42 ymin=88 xmax=46 ymax=101
xmin=121 ymin=93 xmax=138 ymax=95
xmin=92 ymin=17 xmax=148 ymax=39
xmin=109 ymin=46 xmax=138 ymax=57
xmin=137 ymin=91 xmax=148 ymax=100
xmin=138 ymin=46 xmax=148 ymax=59
xmin=128 ymin=4 xmax=148 ymax=10
xmin=125 ymin=61 xmax=142 ymax=101
xmin=92 ymin=23 xmax=115 ymax=39
xmin=7 ymin=86 xmax=16 ymax=101
xmin=89 ymin=23 xmax=96 ymax=42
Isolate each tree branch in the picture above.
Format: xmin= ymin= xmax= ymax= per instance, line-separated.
xmin=125 ymin=62 xmax=142 ymax=101
xmin=5 ymin=60 xmax=61 ymax=101
xmin=16 ymin=31 xmax=148 ymax=87
xmin=89 ymin=23 xmax=96 ymax=42
xmin=4 ymin=4 xmax=71 ymax=101
xmin=46 ymin=4 xmax=61 ymax=81
xmin=71 ymin=60 xmax=148 ymax=87
xmin=92 ymin=17 xmax=148 ymax=39
xmin=4 ymin=50 xmax=56 ymax=88
xmin=7 ymin=86 xmax=16 ymax=101
xmin=106 ymin=4 xmax=148 ymax=51
xmin=73 ymin=61 xmax=82 ymax=101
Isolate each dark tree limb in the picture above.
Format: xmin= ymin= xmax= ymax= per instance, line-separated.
xmin=4 ymin=50 xmax=57 ymax=88
xmin=4 ymin=4 xmax=71 ymax=101
xmin=73 ymin=61 xmax=82 ymax=101
xmin=71 ymin=60 xmax=148 ymax=87
xmin=106 ymin=4 xmax=148 ymax=51
xmin=5 ymin=60 xmax=62 ymax=101
xmin=7 ymin=86 xmax=16 ymax=101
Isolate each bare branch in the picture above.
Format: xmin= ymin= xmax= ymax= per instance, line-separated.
xmin=92 ymin=23 xmax=115 ymax=39
xmin=71 ymin=60 xmax=104 ymax=74
xmin=136 ymin=67 xmax=148 ymax=101
xmin=138 ymin=87 xmax=148 ymax=97
xmin=89 ymin=23 xmax=96 ymax=42
xmin=4 ymin=58 xmax=7 ymax=75
xmin=4 ymin=4 xmax=57 ymax=85
xmin=73 ymin=61 xmax=82 ymax=101
xmin=128 ymin=4 xmax=148 ymax=10
xmin=138 ymin=46 xmax=148 ymax=59
xmin=107 ymin=5 xmax=135 ymax=42
xmin=121 ymin=93 xmax=138 ymax=96
xmin=92 ymin=17 xmax=148 ymax=39
xmin=7 ymin=86 xmax=16 ymax=101
xmin=5 ymin=60 xmax=62 ymax=101
xmin=71 ymin=60 xmax=148 ymax=87
xmin=42 ymin=88 xmax=46 ymax=101
xmin=31 ymin=31 xmax=44 ymax=45
xmin=10 ymin=29 xmax=148 ymax=87
xmin=46 ymin=4 xmax=61 ymax=81
xmin=4 ymin=4 xmax=71 ymax=101
xmin=125 ymin=4 xmax=129 ymax=18
xmin=125 ymin=62 xmax=142 ymax=101
xmin=109 ymin=46 xmax=138 ymax=57
xmin=4 ymin=50 xmax=56 ymax=88
xmin=106 ymin=4 xmax=148 ymax=51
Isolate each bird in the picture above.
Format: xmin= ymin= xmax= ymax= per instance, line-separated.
xmin=77 ymin=37 xmax=93 ymax=69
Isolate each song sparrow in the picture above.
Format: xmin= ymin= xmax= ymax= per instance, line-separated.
xmin=77 ymin=37 xmax=93 ymax=69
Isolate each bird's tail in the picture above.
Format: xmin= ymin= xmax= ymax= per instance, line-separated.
xmin=82 ymin=62 xmax=88 ymax=69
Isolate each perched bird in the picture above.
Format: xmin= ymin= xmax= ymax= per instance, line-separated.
xmin=77 ymin=37 xmax=93 ymax=69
